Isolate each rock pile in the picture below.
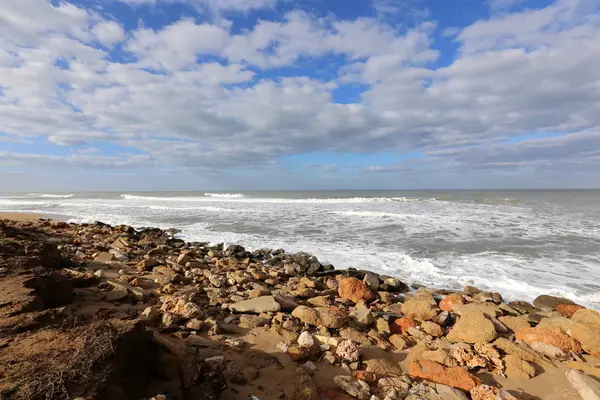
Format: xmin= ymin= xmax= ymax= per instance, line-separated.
xmin=2 ymin=217 xmax=600 ymax=400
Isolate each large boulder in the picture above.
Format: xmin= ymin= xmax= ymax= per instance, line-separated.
xmin=533 ymin=295 xmax=575 ymax=311
xmin=572 ymin=309 xmax=600 ymax=332
xmin=516 ymin=327 xmax=582 ymax=353
xmin=498 ymin=316 xmax=530 ymax=334
xmin=401 ymin=292 xmax=440 ymax=321
xmin=408 ymin=360 xmax=481 ymax=392
xmin=565 ymin=369 xmax=600 ymax=400
xmin=446 ymin=312 xmax=497 ymax=343
xmin=504 ymin=355 xmax=536 ymax=380
xmin=338 ymin=277 xmax=375 ymax=303
xmin=439 ymin=293 xmax=466 ymax=312
xmin=453 ymin=303 xmax=501 ymax=318
xmin=230 ymin=296 xmax=281 ymax=314
xmin=291 ymin=306 xmax=345 ymax=329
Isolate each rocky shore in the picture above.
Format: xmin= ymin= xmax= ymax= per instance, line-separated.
xmin=2 ymin=217 xmax=600 ymax=400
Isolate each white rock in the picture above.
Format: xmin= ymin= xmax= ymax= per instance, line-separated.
xmin=298 ymin=331 xmax=315 ymax=348
xmin=565 ymin=369 xmax=600 ymax=400
xmin=333 ymin=375 xmax=371 ymax=400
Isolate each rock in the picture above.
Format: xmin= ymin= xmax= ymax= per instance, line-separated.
xmin=336 ymin=339 xmax=360 ymax=363
xmin=340 ymin=328 xmax=371 ymax=346
xmin=94 ymin=252 xmax=116 ymax=263
xmin=422 ymin=349 xmax=458 ymax=368
xmin=153 ymin=266 xmax=178 ymax=278
xmin=572 ymin=309 xmax=600 ymax=331
xmin=291 ymin=306 xmax=345 ymax=329
xmin=493 ymin=338 xmax=552 ymax=368
xmin=141 ymin=306 xmax=161 ymax=323
xmin=338 ymin=277 xmax=375 ymax=303
xmin=350 ymin=303 xmax=374 ymax=328
xmin=363 ymin=272 xmax=380 ymax=291
xmin=406 ymin=383 xmax=442 ymax=400
xmin=421 ymin=321 xmax=443 ymax=337
xmin=186 ymin=318 xmax=204 ymax=330
xmin=293 ymin=369 xmax=319 ymax=400
xmin=333 ymin=376 xmax=371 ymax=400
xmin=435 ymin=384 xmax=469 ymax=400
xmin=516 ymin=327 xmax=582 ymax=353
xmin=298 ymin=331 xmax=315 ymax=348
xmin=230 ymin=296 xmax=281 ymax=314
xmin=565 ymin=369 xmax=600 ymax=400
xmin=376 ymin=318 xmax=391 ymax=335
xmin=401 ymin=293 xmax=440 ymax=321
xmin=389 ymin=334 xmax=409 ymax=350
xmin=408 ymin=359 xmax=481 ymax=392
xmin=377 ymin=376 xmax=411 ymax=399
xmin=273 ymin=293 xmax=299 ymax=311
xmin=504 ymin=355 xmax=535 ymax=380
xmin=567 ymin=361 xmax=600 ymax=379
xmin=453 ymin=303 xmax=501 ymax=318
xmin=390 ymin=316 xmax=417 ymax=334
xmin=556 ymin=304 xmax=586 ymax=318
xmin=364 ymin=359 xmax=402 ymax=376
xmin=434 ymin=310 xmax=451 ymax=327
xmin=94 ymin=270 xmax=106 ymax=278
xmin=407 ymin=327 xmax=430 ymax=342
xmin=470 ymin=385 xmax=519 ymax=400
xmin=446 ymin=312 xmax=497 ymax=343
xmin=176 ymin=253 xmax=191 ymax=265
xmin=307 ymin=296 xmax=332 ymax=307
xmin=439 ymin=293 xmax=466 ymax=312
xmin=533 ymin=295 xmax=575 ymax=311
xmin=537 ymin=316 xmax=575 ymax=333
xmin=529 ymin=342 xmax=569 ymax=360
xmin=239 ymin=314 xmax=269 ymax=329
xmin=570 ymin=322 xmax=600 ymax=357
xmin=136 ymin=258 xmax=159 ymax=272
xmin=497 ymin=316 xmax=530 ymax=333
xmin=105 ymin=285 xmax=129 ymax=301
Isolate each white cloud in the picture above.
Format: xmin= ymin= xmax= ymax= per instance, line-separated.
xmin=115 ymin=0 xmax=278 ymax=13
xmin=92 ymin=21 xmax=125 ymax=45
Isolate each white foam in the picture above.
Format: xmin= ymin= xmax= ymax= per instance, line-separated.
xmin=121 ymin=193 xmax=419 ymax=204
xmin=203 ymin=193 xmax=247 ymax=198
xmin=39 ymin=194 xmax=74 ymax=198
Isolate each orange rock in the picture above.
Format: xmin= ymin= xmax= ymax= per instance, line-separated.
xmin=408 ymin=359 xmax=481 ymax=392
xmin=516 ymin=327 xmax=582 ymax=353
xmin=338 ymin=277 xmax=375 ymax=303
xmin=390 ymin=316 xmax=417 ymax=334
xmin=439 ymin=293 xmax=467 ymax=312
xmin=355 ymin=370 xmax=377 ymax=383
xmin=556 ymin=304 xmax=585 ymax=318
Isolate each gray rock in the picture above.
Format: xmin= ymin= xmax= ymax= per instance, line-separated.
xmin=230 ymin=296 xmax=281 ymax=313
xmin=533 ymin=295 xmax=576 ymax=311
xmin=335 ymin=339 xmax=360 ymax=363
xmin=363 ymin=272 xmax=380 ymax=291
xmin=333 ymin=375 xmax=371 ymax=400
xmin=565 ymin=369 xmax=600 ymax=400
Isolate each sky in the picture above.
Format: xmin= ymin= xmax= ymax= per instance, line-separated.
xmin=1 ymin=0 xmax=600 ymax=191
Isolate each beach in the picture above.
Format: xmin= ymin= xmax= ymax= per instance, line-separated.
xmin=2 ymin=213 xmax=600 ymax=400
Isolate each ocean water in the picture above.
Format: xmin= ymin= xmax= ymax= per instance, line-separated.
xmin=2 ymin=190 xmax=600 ymax=308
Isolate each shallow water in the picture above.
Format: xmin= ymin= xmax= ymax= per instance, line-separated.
xmin=2 ymin=190 xmax=599 ymax=308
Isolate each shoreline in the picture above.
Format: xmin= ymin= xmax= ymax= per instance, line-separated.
xmin=1 ymin=214 xmax=600 ymax=399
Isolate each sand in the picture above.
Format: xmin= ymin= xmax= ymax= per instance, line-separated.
xmin=0 ymin=212 xmax=43 ymax=221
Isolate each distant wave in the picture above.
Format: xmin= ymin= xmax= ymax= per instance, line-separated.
xmin=121 ymin=194 xmax=422 ymax=204
xmin=38 ymin=194 xmax=74 ymax=198
xmin=203 ymin=193 xmax=247 ymax=198
xmin=333 ymin=210 xmax=407 ymax=219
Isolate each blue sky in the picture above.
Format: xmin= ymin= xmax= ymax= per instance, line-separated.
xmin=1 ymin=0 xmax=600 ymax=191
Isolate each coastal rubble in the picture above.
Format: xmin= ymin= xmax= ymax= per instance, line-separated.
xmin=1 ymin=217 xmax=600 ymax=399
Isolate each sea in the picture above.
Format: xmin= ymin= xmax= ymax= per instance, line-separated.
xmin=1 ymin=190 xmax=599 ymax=308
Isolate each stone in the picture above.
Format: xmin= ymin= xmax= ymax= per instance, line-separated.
xmin=377 ymin=376 xmax=411 ymax=399
xmin=230 ymin=296 xmax=281 ymax=313
xmin=390 ymin=316 xmax=417 ymax=334
xmin=364 ymin=359 xmax=402 ymax=376
xmin=376 ymin=318 xmax=391 ymax=335
xmin=422 ymin=349 xmax=458 ymax=368
xmin=408 ymin=360 xmax=481 ymax=392
xmin=95 ymin=252 xmax=116 ymax=263
xmin=340 ymin=328 xmax=371 ymax=346
xmin=141 ymin=306 xmax=161 ymax=323
xmin=176 ymin=253 xmax=191 ymax=265
xmin=336 ymin=339 xmax=360 ymax=363
xmin=572 ymin=309 xmax=600 ymax=332
xmin=291 ymin=306 xmax=345 ymax=329
xmin=333 ymin=376 xmax=371 ymax=400
xmin=388 ymin=334 xmax=409 ymax=350
xmin=434 ymin=384 xmax=469 ymax=400
xmin=497 ymin=316 xmax=530 ymax=333
xmin=153 ymin=266 xmax=178 ymax=278
xmin=363 ymin=272 xmax=380 ymax=291
xmin=529 ymin=342 xmax=569 ymax=360
xmin=406 ymin=383 xmax=442 ymax=400
xmin=446 ymin=312 xmax=497 ymax=343
xmin=556 ymin=304 xmax=586 ymax=318
xmin=298 ymin=331 xmax=315 ymax=348
xmin=493 ymin=338 xmax=552 ymax=368
xmin=470 ymin=385 xmax=519 ymax=400
xmin=273 ymin=293 xmax=299 ymax=311
xmin=453 ymin=303 xmax=501 ymax=318
xmin=533 ymin=295 xmax=575 ymax=311
xmin=434 ymin=311 xmax=451 ymax=327
xmin=186 ymin=318 xmax=203 ymax=331
xmin=136 ymin=258 xmax=159 ymax=272
xmin=307 ymin=296 xmax=332 ymax=307
xmin=565 ymin=369 xmax=600 ymax=400
xmin=239 ymin=314 xmax=268 ymax=329
xmin=401 ymin=293 xmax=440 ymax=321
xmin=439 ymin=293 xmax=466 ymax=311
xmin=567 ymin=361 xmax=600 ymax=379
xmin=338 ymin=277 xmax=375 ymax=303
xmin=407 ymin=327 xmax=430 ymax=342
xmin=293 ymin=370 xmax=319 ymax=400
xmin=421 ymin=321 xmax=443 ymax=337
xmin=570 ymin=323 xmax=600 ymax=357
xmin=504 ymin=355 xmax=536 ymax=380
xmin=105 ymin=286 xmax=129 ymax=301
xmin=516 ymin=327 xmax=582 ymax=353
xmin=350 ymin=303 xmax=375 ymax=328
